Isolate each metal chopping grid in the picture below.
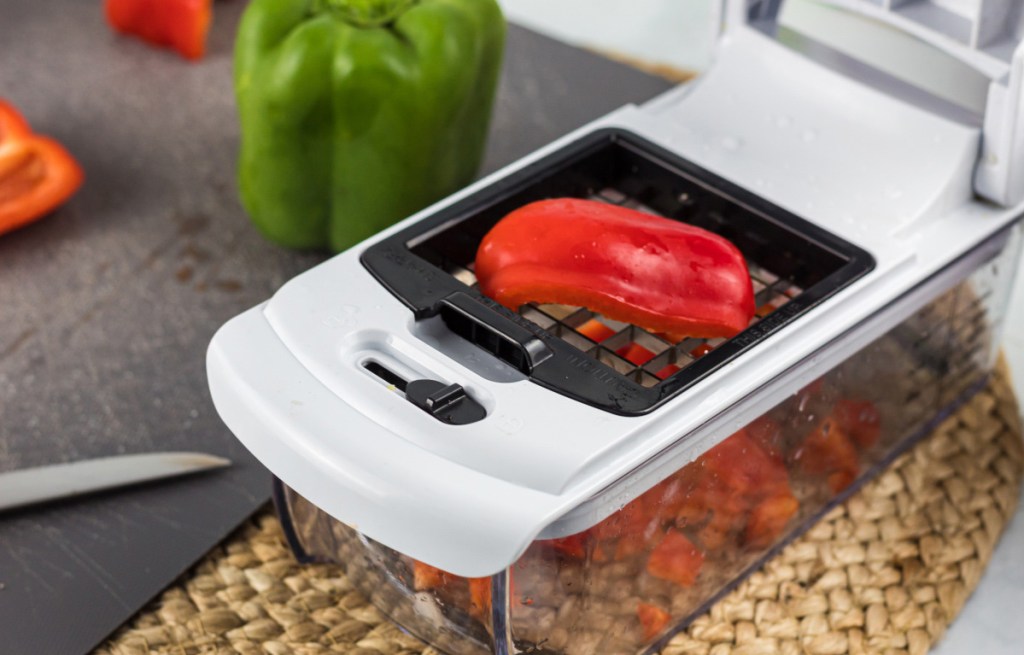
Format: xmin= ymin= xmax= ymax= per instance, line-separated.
xmin=428 ymin=188 xmax=804 ymax=388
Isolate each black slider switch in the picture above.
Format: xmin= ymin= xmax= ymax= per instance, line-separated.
xmin=405 ymin=379 xmax=486 ymax=425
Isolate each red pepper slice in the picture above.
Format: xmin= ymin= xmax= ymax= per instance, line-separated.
xmin=0 ymin=100 xmax=83 ymax=238
xmin=105 ymin=0 xmax=212 ymax=61
xmin=0 ymin=100 xmax=30 ymax=141
xmin=476 ymin=199 xmax=755 ymax=340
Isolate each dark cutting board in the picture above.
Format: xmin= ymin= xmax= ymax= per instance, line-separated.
xmin=0 ymin=2 xmax=671 ymax=653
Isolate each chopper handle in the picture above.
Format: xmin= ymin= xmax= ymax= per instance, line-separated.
xmin=437 ymin=292 xmax=554 ymax=375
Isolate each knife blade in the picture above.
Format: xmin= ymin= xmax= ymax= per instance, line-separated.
xmin=0 ymin=452 xmax=231 ymax=513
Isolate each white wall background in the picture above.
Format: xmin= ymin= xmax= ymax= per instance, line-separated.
xmin=497 ymin=0 xmax=718 ymax=73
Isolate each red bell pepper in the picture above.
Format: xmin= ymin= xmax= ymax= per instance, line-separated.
xmin=475 ymin=199 xmax=755 ymax=340
xmin=0 ymin=100 xmax=83 ymax=238
xmin=105 ymin=0 xmax=212 ymax=61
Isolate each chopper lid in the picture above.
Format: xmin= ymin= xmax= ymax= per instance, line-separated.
xmin=726 ymin=0 xmax=1024 ymax=206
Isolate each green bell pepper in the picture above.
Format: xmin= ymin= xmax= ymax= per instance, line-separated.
xmin=235 ymin=0 xmax=505 ymax=252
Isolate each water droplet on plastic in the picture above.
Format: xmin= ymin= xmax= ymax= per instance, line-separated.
xmin=775 ymin=115 xmax=793 ymax=128
xmin=884 ymin=187 xmax=903 ymax=200
xmin=801 ymin=129 xmax=817 ymax=142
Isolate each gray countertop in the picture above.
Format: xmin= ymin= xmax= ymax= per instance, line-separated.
xmin=0 ymin=3 xmax=671 ymax=653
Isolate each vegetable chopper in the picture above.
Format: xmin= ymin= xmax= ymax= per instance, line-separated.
xmin=207 ymin=1 xmax=1024 ymax=653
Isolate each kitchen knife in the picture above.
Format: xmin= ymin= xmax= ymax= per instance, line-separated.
xmin=0 ymin=452 xmax=231 ymax=513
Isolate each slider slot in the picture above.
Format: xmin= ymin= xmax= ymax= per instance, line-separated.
xmin=363 ymin=360 xmax=409 ymax=392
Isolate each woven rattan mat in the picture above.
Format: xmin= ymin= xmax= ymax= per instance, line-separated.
xmin=97 ymin=363 xmax=1024 ymax=655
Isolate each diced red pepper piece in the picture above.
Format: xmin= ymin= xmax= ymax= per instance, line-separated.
xmin=476 ymin=198 xmax=755 ymax=340
xmin=539 ymin=533 xmax=588 ymax=559
xmin=655 ymin=363 xmax=681 ymax=380
xmin=796 ymin=416 xmax=860 ymax=493
xmin=615 ymin=532 xmax=650 ymax=561
xmin=696 ymin=521 xmax=731 ymax=550
xmin=746 ymin=416 xmax=785 ymax=464
xmin=646 ymin=530 xmax=704 ymax=588
xmin=832 ymin=399 xmax=882 ymax=450
xmin=617 ymin=342 xmax=655 ymax=366
xmin=701 ymin=429 xmax=792 ymax=498
xmin=105 ymin=0 xmax=212 ymax=61
xmin=690 ymin=343 xmax=714 ymax=358
xmin=0 ymin=100 xmax=84 ymax=238
xmin=744 ymin=494 xmax=799 ymax=548
xmin=412 ymin=560 xmax=451 ymax=591
xmin=637 ymin=602 xmax=672 ymax=641
xmin=468 ymin=577 xmax=491 ymax=621
xmin=577 ymin=318 xmax=616 ymax=342
xmin=675 ymin=494 xmax=712 ymax=528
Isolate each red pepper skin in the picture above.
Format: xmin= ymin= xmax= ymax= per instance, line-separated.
xmin=105 ymin=0 xmax=212 ymax=61
xmin=0 ymin=100 xmax=31 ymax=141
xmin=0 ymin=100 xmax=84 ymax=238
xmin=475 ymin=199 xmax=755 ymax=339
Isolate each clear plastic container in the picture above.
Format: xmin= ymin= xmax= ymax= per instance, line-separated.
xmin=274 ymin=226 xmax=1021 ymax=655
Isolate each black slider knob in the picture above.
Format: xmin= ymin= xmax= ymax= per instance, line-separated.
xmin=405 ymin=379 xmax=486 ymax=425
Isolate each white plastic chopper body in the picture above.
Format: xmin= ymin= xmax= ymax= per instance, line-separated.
xmin=207 ymin=0 xmax=1024 ymax=577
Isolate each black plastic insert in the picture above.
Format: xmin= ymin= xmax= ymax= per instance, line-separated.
xmin=361 ymin=129 xmax=874 ymax=415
